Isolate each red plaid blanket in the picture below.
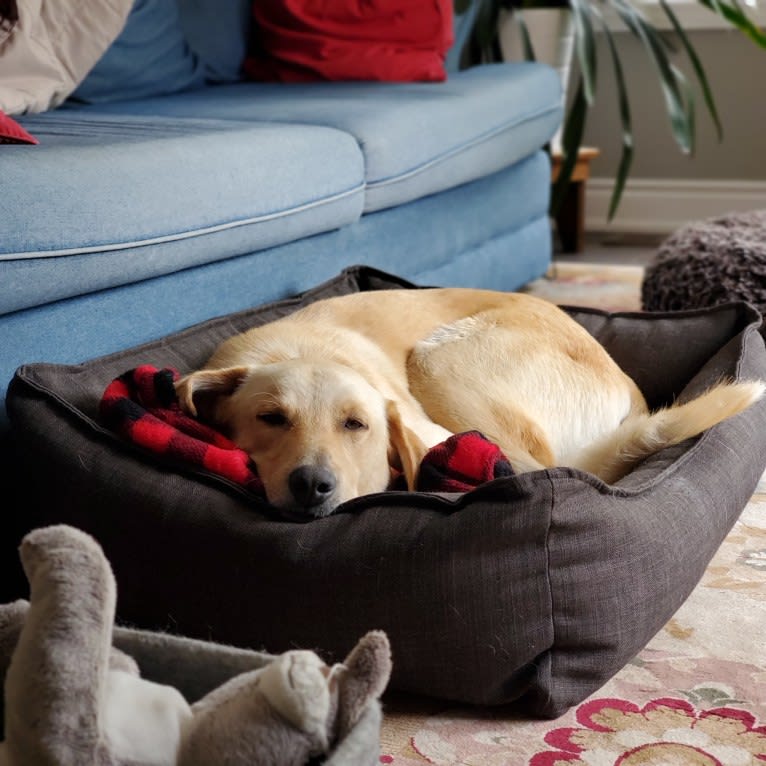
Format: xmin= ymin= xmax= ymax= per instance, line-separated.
xmin=100 ymin=366 xmax=514 ymax=504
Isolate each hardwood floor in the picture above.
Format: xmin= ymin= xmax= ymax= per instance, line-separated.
xmin=554 ymin=231 xmax=664 ymax=267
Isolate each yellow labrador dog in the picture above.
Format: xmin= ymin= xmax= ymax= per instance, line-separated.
xmin=176 ymin=288 xmax=763 ymax=518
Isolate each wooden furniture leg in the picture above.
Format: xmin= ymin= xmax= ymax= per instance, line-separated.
xmin=550 ymin=147 xmax=599 ymax=254
xmin=555 ymin=177 xmax=585 ymax=253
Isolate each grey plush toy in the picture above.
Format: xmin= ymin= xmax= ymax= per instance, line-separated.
xmin=0 ymin=525 xmax=391 ymax=766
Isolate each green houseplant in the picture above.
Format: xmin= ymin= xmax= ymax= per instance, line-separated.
xmin=456 ymin=0 xmax=766 ymax=218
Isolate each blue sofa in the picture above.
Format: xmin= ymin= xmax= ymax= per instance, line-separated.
xmin=0 ymin=3 xmax=561 ymax=436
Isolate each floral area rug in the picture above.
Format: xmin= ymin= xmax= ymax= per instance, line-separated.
xmin=522 ymin=261 xmax=645 ymax=312
xmin=379 ymin=262 xmax=766 ymax=765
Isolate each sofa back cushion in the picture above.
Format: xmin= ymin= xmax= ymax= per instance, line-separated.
xmin=245 ymin=0 xmax=453 ymax=82
xmin=73 ymin=0 xmax=206 ymax=103
xmin=177 ymin=0 xmax=252 ymax=82
xmin=446 ymin=5 xmax=480 ymax=72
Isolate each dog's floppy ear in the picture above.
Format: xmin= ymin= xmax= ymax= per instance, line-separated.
xmin=175 ymin=366 xmax=250 ymax=420
xmin=386 ymin=401 xmax=428 ymax=492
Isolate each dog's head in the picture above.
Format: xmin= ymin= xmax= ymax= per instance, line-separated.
xmin=175 ymin=361 xmax=426 ymax=518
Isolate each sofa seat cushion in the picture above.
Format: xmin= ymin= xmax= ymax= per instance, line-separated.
xmin=0 ymin=156 xmax=552 ymax=429
xmin=0 ymin=112 xmax=364 ymax=316
xmin=6 ymin=267 xmax=766 ymax=716
xmin=67 ymin=63 xmax=562 ymax=212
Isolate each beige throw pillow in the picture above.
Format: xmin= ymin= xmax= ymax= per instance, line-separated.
xmin=0 ymin=0 xmax=133 ymax=115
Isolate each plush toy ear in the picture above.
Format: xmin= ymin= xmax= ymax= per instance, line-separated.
xmin=175 ymin=366 xmax=251 ymax=420
xmin=334 ymin=631 xmax=392 ymax=742
xmin=386 ymin=401 xmax=428 ymax=491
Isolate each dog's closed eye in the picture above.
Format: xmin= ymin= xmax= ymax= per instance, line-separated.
xmin=258 ymin=411 xmax=289 ymax=427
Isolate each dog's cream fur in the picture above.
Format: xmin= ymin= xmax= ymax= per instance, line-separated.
xmin=176 ymin=288 xmax=764 ymax=517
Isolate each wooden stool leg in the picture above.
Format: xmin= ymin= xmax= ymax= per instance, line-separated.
xmin=555 ymin=179 xmax=585 ymax=253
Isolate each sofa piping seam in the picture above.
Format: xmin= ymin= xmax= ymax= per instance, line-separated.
xmin=0 ymin=182 xmax=366 ymax=261
xmin=365 ymin=103 xmax=560 ymax=189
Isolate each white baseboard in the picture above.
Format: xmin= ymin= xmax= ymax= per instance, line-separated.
xmin=585 ymin=178 xmax=766 ymax=235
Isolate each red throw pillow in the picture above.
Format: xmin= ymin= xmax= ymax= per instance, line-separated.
xmin=245 ymin=0 xmax=453 ymax=83
xmin=0 ymin=109 xmax=38 ymax=144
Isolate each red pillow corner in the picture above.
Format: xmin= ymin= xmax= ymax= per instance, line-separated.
xmin=246 ymin=0 xmax=454 ymax=83
xmin=0 ymin=109 xmax=39 ymax=144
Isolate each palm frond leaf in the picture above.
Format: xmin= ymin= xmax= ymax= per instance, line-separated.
xmin=697 ymin=0 xmax=766 ymax=46
xmin=472 ymin=0 xmax=502 ymax=60
xmin=550 ymin=77 xmax=588 ymax=217
xmin=515 ymin=11 xmax=537 ymax=61
xmin=568 ymin=0 xmax=598 ymax=103
xmin=591 ymin=8 xmax=634 ymax=219
xmin=611 ymin=0 xmax=694 ymax=153
xmin=659 ymin=0 xmax=722 ymax=139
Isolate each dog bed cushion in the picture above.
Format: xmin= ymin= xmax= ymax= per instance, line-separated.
xmin=7 ymin=266 xmax=766 ymax=717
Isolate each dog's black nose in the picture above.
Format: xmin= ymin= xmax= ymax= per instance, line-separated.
xmin=288 ymin=465 xmax=337 ymax=508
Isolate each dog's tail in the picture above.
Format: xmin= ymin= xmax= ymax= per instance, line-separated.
xmin=575 ymin=380 xmax=765 ymax=483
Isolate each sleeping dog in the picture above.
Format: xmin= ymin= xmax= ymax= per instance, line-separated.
xmin=176 ymin=288 xmax=764 ymax=517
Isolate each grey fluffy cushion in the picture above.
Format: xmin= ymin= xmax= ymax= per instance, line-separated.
xmin=642 ymin=209 xmax=766 ymax=313
xmin=6 ymin=266 xmax=766 ymax=718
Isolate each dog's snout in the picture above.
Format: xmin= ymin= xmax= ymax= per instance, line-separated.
xmin=288 ymin=465 xmax=337 ymax=508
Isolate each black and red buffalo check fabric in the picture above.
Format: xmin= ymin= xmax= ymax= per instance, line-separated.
xmin=100 ymin=365 xmax=264 ymax=494
xmin=100 ymin=366 xmax=514 ymax=503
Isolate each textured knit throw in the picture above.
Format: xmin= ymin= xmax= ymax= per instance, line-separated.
xmin=642 ymin=209 xmax=766 ymax=314
xmin=101 ymin=366 xmax=514 ymax=505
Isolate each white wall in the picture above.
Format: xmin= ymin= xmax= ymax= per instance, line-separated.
xmin=581 ymin=27 xmax=766 ymax=232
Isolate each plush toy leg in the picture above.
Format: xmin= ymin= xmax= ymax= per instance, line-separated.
xmin=0 ymin=601 xmax=28 ymax=701
xmin=0 ymin=599 xmax=141 ymax=748
xmin=0 ymin=600 xmax=29 ymax=748
xmin=0 ymin=598 xmax=136 ymax=680
xmin=3 ymin=525 xmax=116 ymax=765
xmin=2 ymin=525 xmax=192 ymax=766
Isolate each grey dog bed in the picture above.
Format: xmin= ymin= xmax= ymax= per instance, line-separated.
xmin=6 ymin=266 xmax=766 ymax=718
xmin=642 ymin=209 xmax=766 ymax=313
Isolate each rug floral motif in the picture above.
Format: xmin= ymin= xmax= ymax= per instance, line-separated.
xmin=379 ymin=263 xmax=766 ymax=765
